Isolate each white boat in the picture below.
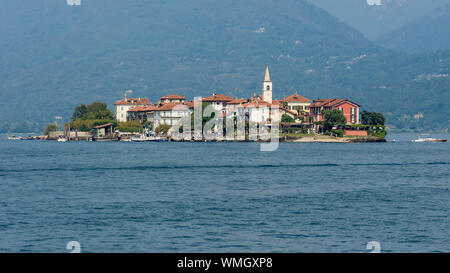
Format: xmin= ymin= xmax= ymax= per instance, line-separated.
xmin=57 ymin=135 xmax=68 ymax=142
xmin=412 ymin=137 xmax=447 ymax=143
xmin=7 ymin=135 xmax=22 ymax=140
xmin=131 ymin=131 xmax=161 ymax=142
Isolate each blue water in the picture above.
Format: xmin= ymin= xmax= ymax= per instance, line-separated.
xmin=0 ymin=133 xmax=449 ymax=253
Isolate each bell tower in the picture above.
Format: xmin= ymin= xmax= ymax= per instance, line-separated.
xmin=262 ymin=66 xmax=272 ymax=104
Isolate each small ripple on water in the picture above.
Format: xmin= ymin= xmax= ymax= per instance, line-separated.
xmin=0 ymin=161 xmax=448 ymax=174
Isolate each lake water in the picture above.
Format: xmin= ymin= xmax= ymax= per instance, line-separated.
xmin=0 ymin=133 xmax=449 ymax=253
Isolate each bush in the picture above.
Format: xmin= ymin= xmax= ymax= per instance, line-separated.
xmin=44 ymin=123 xmax=58 ymax=135
xmin=331 ymin=129 xmax=344 ymax=137
xmin=117 ymin=121 xmax=144 ymax=132
xmin=281 ymin=114 xmax=295 ymax=123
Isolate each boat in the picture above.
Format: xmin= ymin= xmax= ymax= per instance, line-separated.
xmin=412 ymin=137 xmax=447 ymax=143
xmin=7 ymin=135 xmax=22 ymax=140
xmin=57 ymin=135 xmax=68 ymax=142
xmin=131 ymin=131 xmax=161 ymax=142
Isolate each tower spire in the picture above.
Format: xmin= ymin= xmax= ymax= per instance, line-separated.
xmin=262 ymin=66 xmax=273 ymax=104
xmin=264 ymin=65 xmax=271 ymax=82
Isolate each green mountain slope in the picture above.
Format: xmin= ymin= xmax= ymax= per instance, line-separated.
xmin=0 ymin=0 xmax=449 ymax=132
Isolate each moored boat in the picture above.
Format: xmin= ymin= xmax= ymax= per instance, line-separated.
xmin=412 ymin=137 xmax=447 ymax=143
xmin=131 ymin=130 xmax=161 ymax=142
xmin=57 ymin=135 xmax=68 ymax=142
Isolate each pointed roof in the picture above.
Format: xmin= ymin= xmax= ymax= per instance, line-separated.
xmin=264 ymin=66 xmax=271 ymax=82
xmin=282 ymin=92 xmax=311 ymax=103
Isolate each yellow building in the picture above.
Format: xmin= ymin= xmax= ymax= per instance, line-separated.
xmin=114 ymin=97 xmax=151 ymax=122
xmin=281 ymin=92 xmax=311 ymax=114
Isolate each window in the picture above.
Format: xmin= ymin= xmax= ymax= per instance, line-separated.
xmin=351 ymin=107 xmax=355 ymax=114
xmin=121 ymin=107 xmax=124 ymax=111
xmin=339 ymin=107 xmax=343 ymax=112
xmin=266 ymin=85 xmax=270 ymax=91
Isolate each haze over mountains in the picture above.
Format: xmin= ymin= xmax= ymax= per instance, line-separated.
xmin=310 ymin=0 xmax=450 ymax=40
xmin=376 ymin=3 xmax=450 ymax=53
xmin=0 ymin=0 xmax=449 ymax=132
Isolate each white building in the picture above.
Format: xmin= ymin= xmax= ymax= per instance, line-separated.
xmin=114 ymin=97 xmax=151 ymax=122
xmin=152 ymin=102 xmax=193 ymax=129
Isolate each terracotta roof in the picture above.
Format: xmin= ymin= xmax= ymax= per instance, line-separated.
xmin=282 ymin=92 xmax=311 ymax=103
xmin=227 ymin=99 xmax=247 ymax=104
xmin=114 ymin=98 xmax=150 ymax=105
xmin=155 ymin=102 xmax=191 ymax=111
xmin=203 ymin=94 xmax=234 ymax=102
xmin=310 ymin=99 xmax=359 ymax=108
xmin=238 ymin=100 xmax=272 ymax=108
xmin=128 ymin=106 xmax=157 ymax=112
xmin=159 ymin=94 xmax=186 ymax=100
xmin=93 ymin=123 xmax=114 ymax=129
xmin=272 ymin=100 xmax=282 ymax=106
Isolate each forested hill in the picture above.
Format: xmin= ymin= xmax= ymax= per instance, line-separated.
xmin=0 ymin=0 xmax=449 ymax=132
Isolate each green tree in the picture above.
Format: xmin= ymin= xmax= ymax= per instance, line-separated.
xmin=155 ymin=124 xmax=171 ymax=135
xmin=71 ymin=102 xmax=114 ymax=121
xmin=71 ymin=104 xmax=88 ymax=121
xmin=281 ymin=114 xmax=295 ymax=123
xmin=323 ymin=109 xmax=346 ymax=132
xmin=362 ymin=111 xmax=386 ymax=125
xmin=44 ymin=123 xmax=58 ymax=135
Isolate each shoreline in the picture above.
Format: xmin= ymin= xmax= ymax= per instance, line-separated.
xmin=5 ymin=135 xmax=387 ymax=143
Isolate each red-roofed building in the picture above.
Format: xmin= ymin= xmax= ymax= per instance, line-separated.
xmin=114 ymin=97 xmax=151 ymax=122
xmin=158 ymin=95 xmax=187 ymax=104
xmin=202 ymin=93 xmax=234 ymax=111
xmin=310 ymin=99 xmax=361 ymax=124
xmin=127 ymin=106 xmax=157 ymax=123
xmin=153 ymin=102 xmax=192 ymax=129
xmin=281 ymin=92 xmax=312 ymax=114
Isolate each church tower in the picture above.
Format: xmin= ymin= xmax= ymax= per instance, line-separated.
xmin=262 ymin=66 xmax=272 ymax=104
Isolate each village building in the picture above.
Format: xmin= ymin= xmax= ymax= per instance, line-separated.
xmin=202 ymin=93 xmax=234 ymax=111
xmin=127 ymin=105 xmax=157 ymax=123
xmin=309 ymin=99 xmax=361 ymax=124
xmin=281 ymin=92 xmax=311 ymax=114
xmin=158 ymin=95 xmax=186 ymax=104
xmin=237 ymin=99 xmax=273 ymax=124
xmin=93 ymin=123 xmax=115 ymax=139
xmin=152 ymin=102 xmax=192 ymax=130
xmin=114 ymin=97 xmax=151 ymax=122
